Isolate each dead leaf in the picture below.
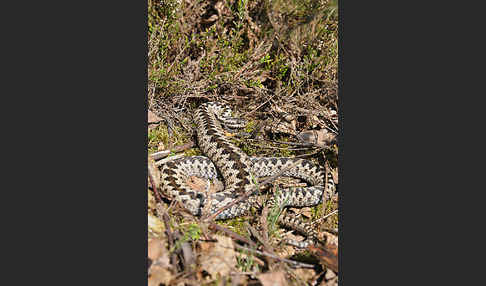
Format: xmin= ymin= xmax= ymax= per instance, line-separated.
xmin=283 ymin=114 xmax=295 ymax=123
xmin=275 ymin=231 xmax=304 ymax=257
xmin=308 ymin=241 xmax=338 ymax=273
xmin=311 ymin=115 xmax=320 ymax=128
xmin=212 ymin=179 xmax=224 ymax=192
xmin=148 ymin=110 xmax=162 ymax=130
xmin=331 ymin=168 xmax=338 ymax=184
xmin=186 ymin=176 xmax=209 ymax=192
xmin=239 ymin=86 xmax=255 ymax=95
xmin=148 ymin=110 xmax=162 ymax=123
xmin=257 ymin=271 xmax=288 ymax=286
xmin=199 ymin=239 xmax=212 ymax=252
xmin=255 ymin=70 xmax=271 ymax=84
xmin=294 ymin=268 xmax=316 ymax=283
xmin=230 ymin=274 xmax=248 ymax=286
xmin=148 ymin=265 xmax=173 ymax=286
xmin=214 ymin=1 xmax=224 ymax=16
xmin=199 ymin=235 xmax=237 ymax=278
xmin=148 ymin=213 xmax=164 ymax=235
xmin=266 ymin=120 xmax=297 ymax=135
xmin=148 ymin=189 xmax=156 ymax=211
xmin=324 ymin=269 xmax=336 ymax=280
xmin=273 ymin=105 xmax=285 ymax=113
xmin=202 ymin=14 xmax=219 ymax=24
xmin=186 ymin=176 xmax=224 ymax=193
xmin=323 ymin=231 xmax=338 ymax=248
xmin=148 ymin=238 xmax=163 ymax=261
xmin=297 ymin=129 xmax=336 ymax=148
xmin=277 ymin=243 xmax=296 ymax=258
xmin=289 ymin=207 xmax=312 ymax=218
xmin=322 ymin=269 xmax=338 ymax=286
xmin=157 ymin=141 xmax=166 ymax=151
xmin=148 ymin=156 xmax=160 ymax=190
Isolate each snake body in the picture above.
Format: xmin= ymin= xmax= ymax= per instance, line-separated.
xmin=161 ymin=102 xmax=335 ymax=244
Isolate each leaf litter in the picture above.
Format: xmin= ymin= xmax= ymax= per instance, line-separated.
xmin=148 ymin=0 xmax=339 ymax=284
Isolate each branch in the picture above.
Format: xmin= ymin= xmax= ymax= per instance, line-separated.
xmin=208 ymin=222 xmax=257 ymax=249
xmin=234 ymin=245 xmax=315 ymax=269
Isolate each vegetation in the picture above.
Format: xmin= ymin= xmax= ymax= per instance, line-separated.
xmin=148 ymin=0 xmax=339 ymax=285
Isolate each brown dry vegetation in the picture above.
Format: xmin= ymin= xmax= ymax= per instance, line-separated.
xmin=148 ymin=0 xmax=339 ymax=285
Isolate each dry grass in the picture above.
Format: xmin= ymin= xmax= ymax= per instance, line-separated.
xmin=148 ymin=0 xmax=339 ymax=285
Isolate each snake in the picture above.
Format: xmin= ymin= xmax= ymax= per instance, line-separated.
xmin=160 ymin=102 xmax=336 ymax=246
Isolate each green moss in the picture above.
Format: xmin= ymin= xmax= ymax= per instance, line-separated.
xmin=184 ymin=148 xmax=201 ymax=157
xmin=147 ymin=125 xmax=191 ymax=154
xmin=217 ymin=217 xmax=248 ymax=237
xmin=312 ymin=203 xmax=324 ymax=219
xmin=278 ymin=146 xmax=293 ymax=157
xmin=244 ymin=120 xmax=257 ymax=133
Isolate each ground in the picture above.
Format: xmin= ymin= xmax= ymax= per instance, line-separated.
xmin=147 ymin=0 xmax=339 ymax=285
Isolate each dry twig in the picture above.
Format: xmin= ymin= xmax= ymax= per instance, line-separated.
xmin=208 ymin=222 xmax=257 ymax=249
xmin=234 ymin=245 xmax=315 ymax=269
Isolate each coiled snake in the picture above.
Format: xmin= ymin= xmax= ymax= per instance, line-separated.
xmin=161 ymin=102 xmax=335 ymax=247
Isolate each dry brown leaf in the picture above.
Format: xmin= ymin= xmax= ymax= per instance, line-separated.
xmin=307 ymin=241 xmax=338 ymax=273
xmin=273 ymin=105 xmax=285 ymax=113
xmin=315 ymin=129 xmax=336 ymax=147
xmin=148 ymin=156 xmax=161 ymax=190
xmin=148 ymin=265 xmax=173 ymax=286
xmin=266 ymin=120 xmax=297 ymax=135
xmin=323 ymin=231 xmax=338 ymax=248
xmin=311 ymin=115 xmax=320 ymax=128
xmin=283 ymin=114 xmax=295 ymax=123
xmin=214 ymin=1 xmax=225 ymax=16
xmin=199 ymin=239 xmax=212 ymax=252
xmin=255 ymin=70 xmax=271 ymax=84
xmin=290 ymin=119 xmax=297 ymax=132
xmin=147 ymin=234 xmax=170 ymax=273
xmin=148 ymin=238 xmax=164 ymax=261
xmin=148 ymin=110 xmax=162 ymax=123
xmin=148 ymin=213 xmax=164 ymax=235
xmin=324 ymin=269 xmax=336 ymax=280
xmin=294 ymin=268 xmax=317 ymax=283
xmin=289 ymin=207 xmax=312 ymax=218
xmin=202 ymin=14 xmax=219 ymax=24
xmin=297 ymin=129 xmax=336 ymax=148
xmin=212 ymin=179 xmax=224 ymax=192
xmin=186 ymin=176 xmax=224 ymax=193
xmin=257 ymin=271 xmax=289 ymax=286
xmin=326 ymin=278 xmax=338 ymax=286
xmin=230 ymin=273 xmax=248 ymax=286
xmin=148 ymin=110 xmax=162 ymax=130
xmin=186 ymin=176 xmax=208 ymax=192
xmin=157 ymin=142 xmax=165 ymax=151
xmin=322 ymin=269 xmax=338 ymax=286
xmin=148 ymin=189 xmax=156 ymax=211
xmin=239 ymin=86 xmax=255 ymax=95
xmin=199 ymin=235 xmax=237 ymax=278
xmin=330 ymin=168 xmax=338 ymax=183
xmin=275 ymin=231 xmax=304 ymax=257
xmin=296 ymin=130 xmax=317 ymax=145
xmin=277 ymin=243 xmax=296 ymax=258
